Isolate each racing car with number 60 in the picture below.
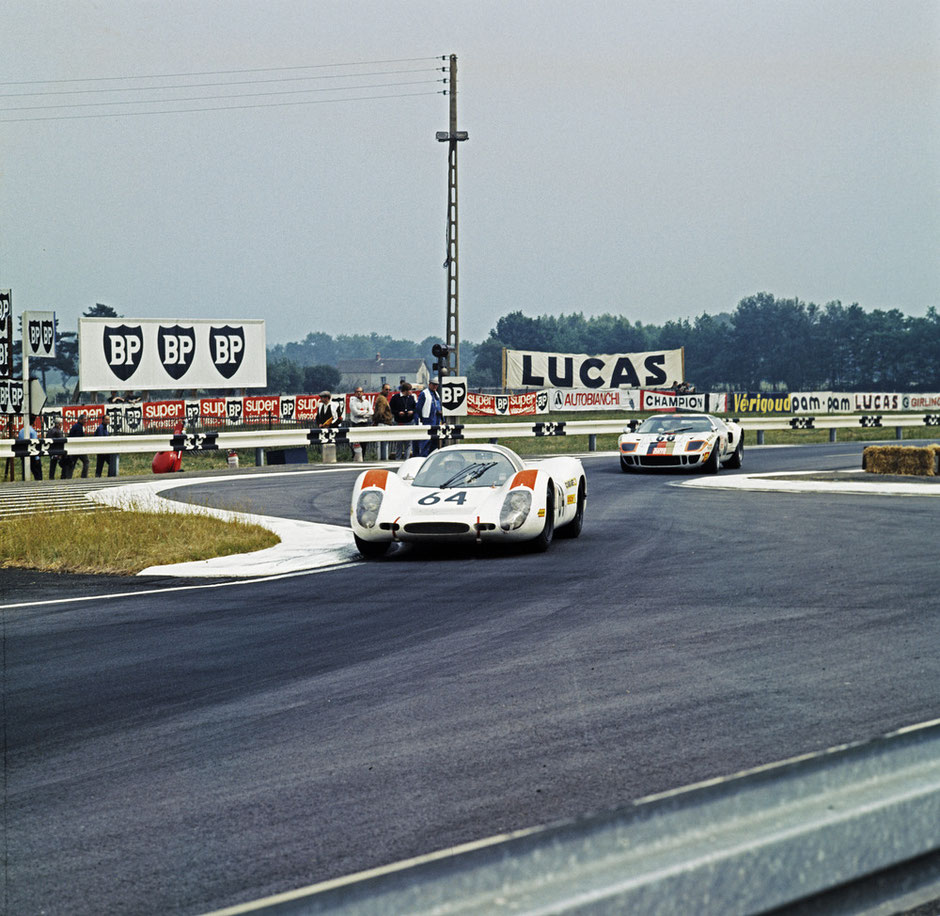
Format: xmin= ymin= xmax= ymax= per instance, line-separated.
xmin=618 ymin=413 xmax=743 ymax=473
xmin=350 ymin=444 xmax=586 ymax=558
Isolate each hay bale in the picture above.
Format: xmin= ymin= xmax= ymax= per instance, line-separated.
xmin=863 ymin=444 xmax=939 ymax=476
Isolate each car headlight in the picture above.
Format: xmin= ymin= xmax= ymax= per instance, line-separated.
xmin=356 ymin=489 xmax=383 ymax=528
xmin=685 ymin=439 xmax=707 ymax=452
xmin=500 ymin=489 xmax=532 ymax=530
xmin=620 ymin=441 xmax=637 ymax=453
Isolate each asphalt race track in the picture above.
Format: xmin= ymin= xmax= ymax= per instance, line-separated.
xmin=3 ymin=442 xmax=938 ymax=915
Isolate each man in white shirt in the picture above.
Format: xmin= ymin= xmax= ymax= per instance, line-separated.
xmin=347 ymin=387 xmax=374 ymax=461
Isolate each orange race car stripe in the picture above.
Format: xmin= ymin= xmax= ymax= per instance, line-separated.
xmin=510 ymin=469 xmax=539 ymax=490
xmin=361 ymin=469 xmax=389 ymax=490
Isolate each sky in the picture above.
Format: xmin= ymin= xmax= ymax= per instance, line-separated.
xmin=1 ymin=0 xmax=937 ymax=348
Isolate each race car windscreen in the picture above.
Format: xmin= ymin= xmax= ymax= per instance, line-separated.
xmin=412 ymin=450 xmax=517 ymax=488
xmin=635 ymin=416 xmax=714 ymax=434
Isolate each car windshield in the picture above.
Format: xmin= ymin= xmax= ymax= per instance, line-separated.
xmin=412 ymin=449 xmax=517 ymax=488
xmin=635 ymin=415 xmax=714 ymax=434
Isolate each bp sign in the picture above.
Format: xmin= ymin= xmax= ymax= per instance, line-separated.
xmin=440 ymin=376 xmax=467 ymax=416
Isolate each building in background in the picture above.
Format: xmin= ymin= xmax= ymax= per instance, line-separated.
xmin=338 ymin=354 xmax=429 ymax=392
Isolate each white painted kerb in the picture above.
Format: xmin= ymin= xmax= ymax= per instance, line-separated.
xmin=680 ymin=468 xmax=940 ymax=497
xmin=87 ymin=477 xmax=358 ymax=577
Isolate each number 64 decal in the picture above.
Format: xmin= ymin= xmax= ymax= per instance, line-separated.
xmin=418 ymin=491 xmax=467 ymax=505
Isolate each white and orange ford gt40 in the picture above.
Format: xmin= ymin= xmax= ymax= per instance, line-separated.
xmin=350 ymin=444 xmax=586 ymax=558
xmin=618 ymin=413 xmax=743 ymax=473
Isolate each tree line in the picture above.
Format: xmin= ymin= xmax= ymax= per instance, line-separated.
xmin=22 ymin=293 xmax=940 ymax=397
xmin=268 ymin=294 xmax=939 ymax=393
xmin=471 ymin=293 xmax=940 ymax=391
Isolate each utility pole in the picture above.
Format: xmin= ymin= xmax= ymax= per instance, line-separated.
xmin=436 ymin=54 xmax=467 ymax=376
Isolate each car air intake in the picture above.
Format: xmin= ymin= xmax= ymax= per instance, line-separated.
xmin=402 ymin=522 xmax=471 ymax=534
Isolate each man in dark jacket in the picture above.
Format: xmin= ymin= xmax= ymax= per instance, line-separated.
xmin=63 ymin=413 xmax=89 ymax=478
xmin=94 ymin=414 xmax=115 ymax=477
xmin=389 ymin=383 xmax=417 ymax=460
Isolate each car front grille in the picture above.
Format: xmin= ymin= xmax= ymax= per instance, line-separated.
xmin=402 ymin=522 xmax=472 ymax=534
xmin=637 ymin=455 xmax=684 ymax=466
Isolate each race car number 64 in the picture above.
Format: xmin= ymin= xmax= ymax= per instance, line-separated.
xmin=418 ymin=491 xmax=467 ymax=505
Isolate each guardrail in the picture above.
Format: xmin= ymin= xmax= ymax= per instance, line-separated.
xmin=209 ymin=718 xmax=940 ymax=915
xmin=2 ymin=413 xmax=939 ymax=468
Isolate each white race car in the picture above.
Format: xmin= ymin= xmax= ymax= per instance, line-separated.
xmin=350 ymin=444 xmax=587 ymax=558
xmin=618 ymin=413 xmax=743 ymax=473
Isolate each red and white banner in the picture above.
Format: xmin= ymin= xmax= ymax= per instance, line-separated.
xmin=467 ymin=391 xmax=548 ymax=416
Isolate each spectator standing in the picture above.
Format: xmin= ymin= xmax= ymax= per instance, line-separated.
xmin=389 ymin=382 xmax=417 ymax=460
xmin=17 ymin=414 xmax=43 ymax=480
xmin=371 ymin=384 xmax=394 ymax=460
xmin=47 ymin=418 xmax=65 ymax=478
xmin=94 ymin=414 xmax=116 ymax=477
xmin=416 ymin=379 xmax=443 ymax=456
xmin=315 ymin=391 xmax=343 ymax=428
xmin=63 ymin=413 xmax=89 ymax=478
xmin=347 ymin=387 xmax=374 ymax=462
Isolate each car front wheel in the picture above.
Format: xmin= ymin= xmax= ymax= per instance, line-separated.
xmin=725 ymin=440 xmax=743 ymax=469
xmin=557 ymin=479 xmax=585 ymax=539
xmin=703 ymin=443 xmax=721 ymax=474
xmin=532 ymin=486 xmax=555 ymax=552
xmin=354 ymin=534 xmax=390 ymax=558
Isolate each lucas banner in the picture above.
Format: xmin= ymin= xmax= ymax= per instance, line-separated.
xmin=79 ymin=318 xmax=266 ymax=391
xmin=506 ymin=348 xmax=684 ymax=390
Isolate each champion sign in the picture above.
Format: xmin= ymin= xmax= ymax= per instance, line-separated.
xmin=79 ymin=318 xmax=265 ymax=391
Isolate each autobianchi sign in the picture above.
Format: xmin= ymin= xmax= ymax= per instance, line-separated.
xmin=79 ymin=318 xmax=266 ymax=390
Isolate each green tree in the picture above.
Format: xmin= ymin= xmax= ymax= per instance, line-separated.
xmin=265 ymin=356 xmax=304 ymax=394
xmin=303 ymin=364 xmax=340 ymax=393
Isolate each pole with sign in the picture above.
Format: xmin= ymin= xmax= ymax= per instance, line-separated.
xmin=21 ymin=311 xmax=56 ymax=480
xmin=440 ymin=376 xmax=468 ymax=417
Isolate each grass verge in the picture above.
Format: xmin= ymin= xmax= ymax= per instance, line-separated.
xmin=0 ymin=505 xmax=279 ymax=575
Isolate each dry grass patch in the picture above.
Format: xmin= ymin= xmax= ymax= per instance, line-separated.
xmin=0 ymin=505 xmax=279 ymax=575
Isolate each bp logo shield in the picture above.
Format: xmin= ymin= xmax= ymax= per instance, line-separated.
xmin=158 ymin=325 xmax=196 ymax=381
xmin=103 ymin=325 xmax=144 ymax=382
xmin=124 ymin=405 xmax=143 ymax=430
xmin=27 ymin=319 xmax=42 ymax=352
xmin=209 ymin=325 xmax=245 ymax=380
xmin=41 ymin=319 xmax=55 ymax=354
xmin=536 ymin=391 xmax=549 ymax=413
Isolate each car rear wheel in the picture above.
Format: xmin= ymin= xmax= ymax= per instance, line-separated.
xmin=354 ymin=534 xmax=390 ymax=558
xmin=557 ymin=479 xmax=585 ymax=539
xmin=532 ymin=485 xmax=555 ymax=552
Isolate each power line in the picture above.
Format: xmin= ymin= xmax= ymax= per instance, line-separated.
xmin=0 ymin=89 xmax=445 ymax=123
xmin=0 ymin=79 xmax=446 ymax=113
xmin=0 ymin=56 xmax=446 ymax=87
xmin=0 ymin=66 xmax=445 ymax=99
